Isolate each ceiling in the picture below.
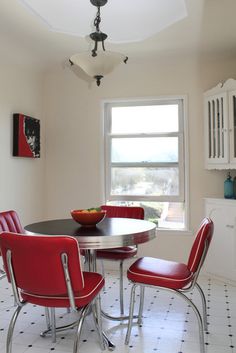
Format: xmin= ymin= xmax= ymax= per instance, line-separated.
xmin=17 ymin=0 xmax=187 ymax=43
xmin=1 ymin=0 xmax=236 ymax=70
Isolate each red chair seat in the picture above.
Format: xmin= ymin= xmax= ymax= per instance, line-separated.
xmin=96 ymin=246 xmax=138 ymax=260
xmin=21 ymin=271 xmax=104 ymax=308
xmin=128 ymin=257 xmax=193 ymax=289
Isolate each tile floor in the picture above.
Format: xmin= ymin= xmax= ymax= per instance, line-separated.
xmin=0 ymin=271 xmax=235 ymax=353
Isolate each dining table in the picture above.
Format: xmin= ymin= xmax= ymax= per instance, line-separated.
xmin=25 ymin=216 xmax=157 ymax=350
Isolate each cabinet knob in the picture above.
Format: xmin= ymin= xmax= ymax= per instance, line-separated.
xmin=226 ymin=224 xmax=234 ymax=228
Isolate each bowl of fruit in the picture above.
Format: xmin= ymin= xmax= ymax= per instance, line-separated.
xmin=70 ymin=207 xmax=106 ymax=227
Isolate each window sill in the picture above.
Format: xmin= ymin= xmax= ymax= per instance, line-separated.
xmin=155 ymin=228 xmax=193 ymax=236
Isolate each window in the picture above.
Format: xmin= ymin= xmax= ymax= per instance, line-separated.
xmin=104 ymin=98 xmax=188 ymax=230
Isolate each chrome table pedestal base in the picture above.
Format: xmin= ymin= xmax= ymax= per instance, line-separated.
xmin=101 ymin=284 xmax=144 ymax=322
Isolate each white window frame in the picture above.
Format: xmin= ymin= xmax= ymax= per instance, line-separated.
xmin=103 ymin=96 xmax=189 ymax=231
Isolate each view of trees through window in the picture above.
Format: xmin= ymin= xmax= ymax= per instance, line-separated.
xmin=111 ymin=167 xmax=179 ymax=196
xmin=108 ymin=201 xmax=184 ymax=229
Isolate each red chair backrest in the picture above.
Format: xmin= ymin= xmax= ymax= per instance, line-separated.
xmin=101 ymin=205 xmax=144 ymax=220
xmin=0 ymin=232 xmax=84 ymax=296
xmin=0 ymin=210 xmax=24 ymax=234
xmin=187 ymin=218 xmax=214 ymax=274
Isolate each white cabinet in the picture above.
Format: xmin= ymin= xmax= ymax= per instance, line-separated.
xmin=204 ymin=198 xmax=236 ymax=282
xmin=204 ymin=78 xmax=236 ymax=169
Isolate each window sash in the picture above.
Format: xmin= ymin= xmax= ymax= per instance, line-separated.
xmin=109 ymin=133 xmax=182 ymax=164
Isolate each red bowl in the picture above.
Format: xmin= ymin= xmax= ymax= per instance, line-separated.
xmin=70 ymin=210 xmax=106 ymax=226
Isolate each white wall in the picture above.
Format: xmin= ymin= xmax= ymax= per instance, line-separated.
xmin=0 ymin=58 xmax=45 ymax=226
xmin=43 ymin=53 xmax=236 ymax=263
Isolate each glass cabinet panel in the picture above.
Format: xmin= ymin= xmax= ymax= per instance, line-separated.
xmin=228 ymin=90 xmax=236 ymax=163
xmin=204 ymin=80 xmax=236 ymax=169
xmin=233 ymin=94 xmax=236 ymax=158
xmin=206 ymin=93 xmax=227 ymax=163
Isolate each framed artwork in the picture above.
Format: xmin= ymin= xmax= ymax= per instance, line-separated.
xmin=13 ymin=113 xmax=40 ymax=158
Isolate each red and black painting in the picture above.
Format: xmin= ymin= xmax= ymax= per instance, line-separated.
xmin=13 ymin=114 xmax=40 ymax=158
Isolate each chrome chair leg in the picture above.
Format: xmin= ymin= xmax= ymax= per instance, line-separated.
xmin=100 ymin=260 xmax=106 ymax=292
xmin=50 ymin=308 xmax=56 ymax=343
xmin=137 ymin=285 xmax=145 ymax=326
xmin=73 ymin=304 xmax=91 ymax=353
xmin=92 ymin=297 xmax=106 ymax=350
xmin=6 ymin=305 xmax=24 ymax=353
xmin=176 ymin=290 xmax=205 ymax=353
xmin=100 ymin=259 xmax=124 ymax=315
xmin=125 ymin=283 xmax=138 ymax=345
xmin=44 ymin=307 xmax=51 ymax=330
xmin=0 ymin=268 xmax=6 ymax=280
xmin=126 ymin=284 xmax=205 ymax=353
xmin=119 ymin=260 xmax=124 ymax=315
xmin=195 ymin=282 xmax=208 ymax=331
xmin=40 ymin=318 xmax=80 ymax=338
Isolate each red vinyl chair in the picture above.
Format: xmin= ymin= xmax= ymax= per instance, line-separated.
xmin=0 ymin=210 xmax=24 ymax=233
xmin=0 ymin=232 xmax=105 ymax=353
xmin=125 ymin=218 xmax=214 ymax=353
xmin=97 ymin=205 xmax=144 ymax=315
xmin=0 ymin=210 xmax=25 ymax=280
xmin=0 ymin=210 xmax=75 ymax=339
xmin=0 ymin=211 xmax=52 ymax=331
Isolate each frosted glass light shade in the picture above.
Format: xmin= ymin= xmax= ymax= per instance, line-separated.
xmin=70 ymin=51 xmax=127 ymax=78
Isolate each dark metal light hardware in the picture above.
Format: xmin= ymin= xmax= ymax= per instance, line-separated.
xmin=69 ymin=0 xmax=128 ymax=86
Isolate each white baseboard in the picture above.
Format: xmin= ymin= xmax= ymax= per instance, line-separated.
xmin=201 ymin=270 xmax=236 ymax=286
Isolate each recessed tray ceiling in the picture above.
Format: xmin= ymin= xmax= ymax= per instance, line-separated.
xmin=17 ymin=0 xmax=187 ymax=43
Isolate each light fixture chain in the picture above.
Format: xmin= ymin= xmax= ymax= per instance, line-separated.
xmin=94 ymin=6 xmax=101 ymax=32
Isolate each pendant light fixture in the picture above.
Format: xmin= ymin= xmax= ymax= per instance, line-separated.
xmin=69 ymin=0 xmax=128 ymax=86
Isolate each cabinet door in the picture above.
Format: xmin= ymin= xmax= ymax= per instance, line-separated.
xmin=204 ymin=92 xmax=228 ymax=167
xmin=205 ymin=203 xmax=236 ymax=281
xmin=228 ymin=90 xmax=236 ymax=164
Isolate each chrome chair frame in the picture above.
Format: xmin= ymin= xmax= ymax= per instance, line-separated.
xmin=125 ymin=242 xmax=209 ymax=353
xmin=5 ymin=249 xmax=105 ymax=353
xmin=99 ymin=254 xmax=129 ymax=316
xmin=0 ymin=268 xmax=6 ymax=280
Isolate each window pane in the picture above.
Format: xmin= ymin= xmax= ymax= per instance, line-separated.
xmin=108 ymin=201 xmax=185 ymax=229
xmin=111 ymin=105 xmax=179 ymax=134
xmin=112 ymin=137 xmax=178 ymax=163
xmin=111 ymin=167 xmax=179 ymax=196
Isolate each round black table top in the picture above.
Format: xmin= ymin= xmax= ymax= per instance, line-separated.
xmin=25 ymin=217 xmax=157 ymax=250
